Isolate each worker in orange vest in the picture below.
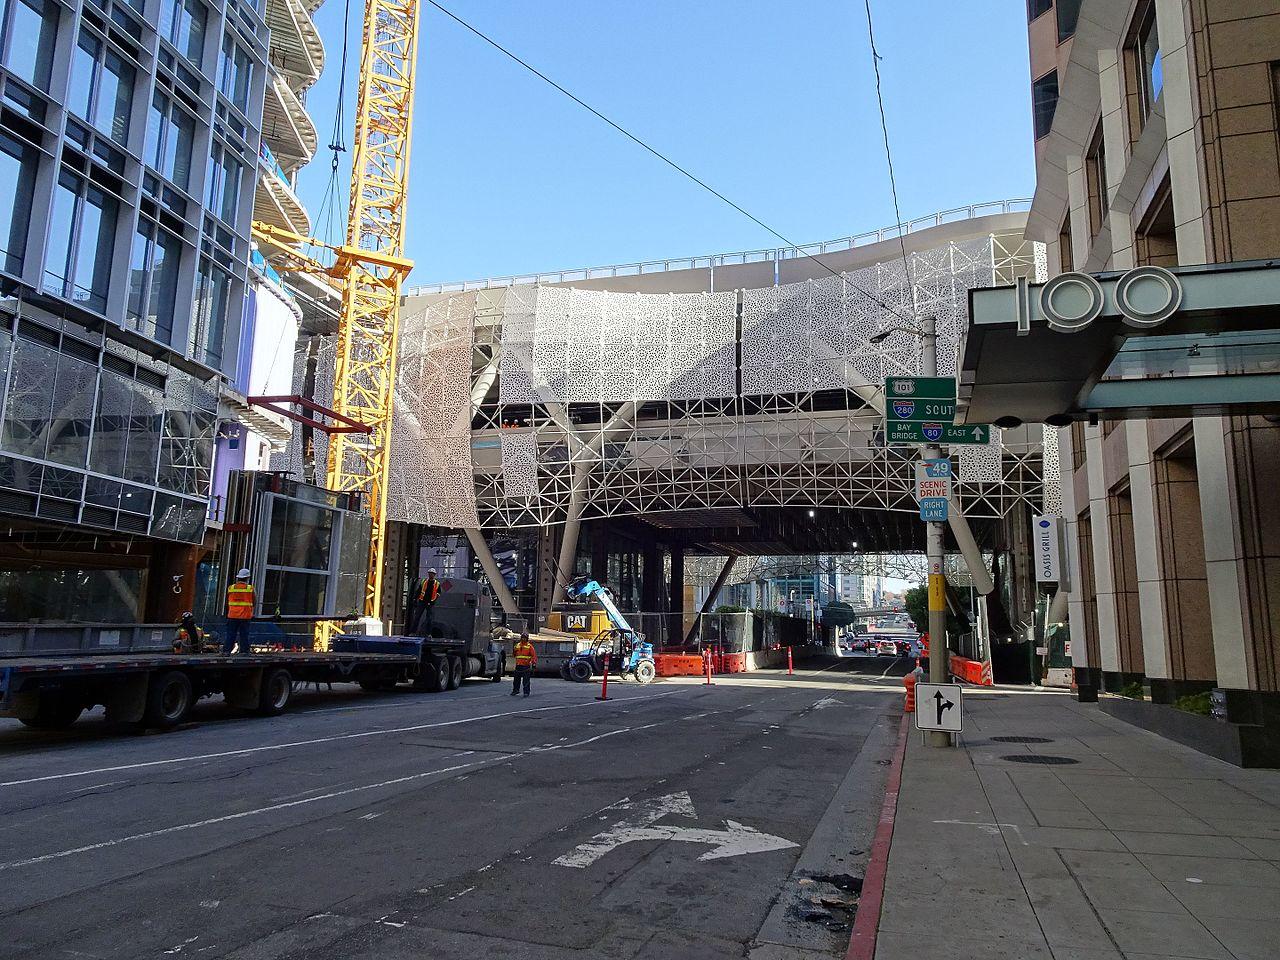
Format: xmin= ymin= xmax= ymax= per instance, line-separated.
xmin=223 ymin=568 xmax=255 ymax=655
xmin=411 ymin=568 xmax=442 ymax=637
xmin=510 ymin=631 xmax=537 ymax=698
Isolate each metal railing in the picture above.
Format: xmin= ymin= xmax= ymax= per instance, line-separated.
xmin=404 ymin=199 xmax=1032 ymax=296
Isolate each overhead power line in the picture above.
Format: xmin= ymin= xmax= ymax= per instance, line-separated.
xmin=424 ymin=0 xmax=915 ymax=323
xmin=862 ymin=0 xmax=917 ymax=319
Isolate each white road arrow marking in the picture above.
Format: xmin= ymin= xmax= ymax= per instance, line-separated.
xmin=553 ymin=791 xmax=797 ymax=868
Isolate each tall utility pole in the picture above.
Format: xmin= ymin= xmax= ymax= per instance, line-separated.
xmin=921 ymin=315 xmax=951 ymax=748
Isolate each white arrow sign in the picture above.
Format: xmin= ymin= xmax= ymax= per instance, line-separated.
xmin=553 ymin=791 xmax=797 ymax=868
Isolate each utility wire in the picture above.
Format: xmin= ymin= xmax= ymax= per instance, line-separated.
xmin=424 ymin=0 xmax=914 ymax=323
xmin=863 ymin=0 xmax=917 ymax=322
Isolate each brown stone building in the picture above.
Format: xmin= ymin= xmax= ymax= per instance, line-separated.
xmin=1022 ymin=0 xmax=1280 ymax=760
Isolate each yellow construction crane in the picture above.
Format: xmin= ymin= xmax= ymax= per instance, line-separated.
xmin=253 ymin=0 xmax=421 ymax=619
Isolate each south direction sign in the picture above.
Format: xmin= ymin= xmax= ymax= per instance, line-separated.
xmin=914 ymin=682 xmax=963 ymax=733
xmin=886 ymin=397 xmax=957 ymax=423
xmin=885 ymin=422 xmax=992 ymax=446
xmin=885 ymin=377 xmax=957 ymax=400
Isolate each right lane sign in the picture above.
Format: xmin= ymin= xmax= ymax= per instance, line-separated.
xmin=914 ymin=682 xmax=963 ymax=733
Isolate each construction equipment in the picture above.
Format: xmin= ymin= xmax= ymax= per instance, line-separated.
xmin=559 ymin=577 xmax=656 ymax=684
xmin=251 ymin=0 xmax=421 ymax=620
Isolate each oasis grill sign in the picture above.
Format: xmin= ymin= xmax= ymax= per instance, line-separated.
xmin=1032 ymin=515 xmax=1062 ymax=583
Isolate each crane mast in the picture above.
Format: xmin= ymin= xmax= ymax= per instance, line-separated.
xmin=325 ymin=0 xmax=421 ymax=618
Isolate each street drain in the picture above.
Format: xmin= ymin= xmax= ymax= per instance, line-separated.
xmin=1001 ymin=754 xmax=1079 ymax=765
xmin=992 ymin=736 xmax=1053 ymax=744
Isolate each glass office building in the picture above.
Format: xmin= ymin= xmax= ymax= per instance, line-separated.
xmin=0 ymin=0 xmax=269 ymax=619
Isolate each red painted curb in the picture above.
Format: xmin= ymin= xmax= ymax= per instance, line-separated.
xmin=845 ymin=712 xmax=909 ymax=960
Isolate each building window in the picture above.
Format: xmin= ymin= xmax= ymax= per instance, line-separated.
xmin=1085 ymin=124 xmax=1108 ymax=238
xmin=160 ymin=0 xmax=207 ymax=69
xmin=1056 ymin=0 xmax=1081 ymax=42
xmin=42 ymin=169 xmax=119 ymax=312
xmin=189 ymin=260 xmax=231 ymax=368
xmin=1131 ymin=4 xmax=1163 ymax=124
xmin=1032 ymin=70 xmax=1059 ymax=140
xmin=207 ymin=142 xmax=243 ymax=226
xmin=218 ymin=34 xmax=253 ymax=114
xmin=1027 ymin=0 xmax=1052 ymax=22
xmin=70 ymin=31 xmax=136 ymax=146
xmin=0 ymin=130 xmax=36 ymax=274
xmin=127 ymin=219 xmax=182 ymax=342
xmin=1 ymin=0 xmax=59 ymax=91
xmin=146 ymin=92 xmax=196 ymax=191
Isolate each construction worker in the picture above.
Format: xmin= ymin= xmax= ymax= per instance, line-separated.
xmin=510 ymin=631 xmax=537 ymax=697
xmin=412 ymin=568 xmax=442 ymax=637
xmin=223 ymin=568 xmax=254 ymax=655
xmin=174 ymin=612 xmax=201 ymax=654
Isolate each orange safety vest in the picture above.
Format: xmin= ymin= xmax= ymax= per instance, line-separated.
xmin=417 ymin=578 xmax=440 ymax=603
xmin=226 ymin=582 xmax=255 ymax=619
xmin=514 ymin=640 xmax=536 ymax=667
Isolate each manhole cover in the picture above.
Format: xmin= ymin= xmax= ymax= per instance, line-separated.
xmin=992 ymin=736 xmax=1053 ymax=744
xmin=1001 ymin=754 xmax=1079 ymax=765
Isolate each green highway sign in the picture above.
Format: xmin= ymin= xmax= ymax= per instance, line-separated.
xmin=885 ymin=422 xmax=993 ymax=446
xmin=885 ymin=377 xmax=957 ymax=400
xmin=886 ymin=397 xmax=957 ymax=423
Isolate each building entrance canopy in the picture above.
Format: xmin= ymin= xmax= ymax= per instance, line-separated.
xmin=963 ymin=261 xmax=1280 ymax=424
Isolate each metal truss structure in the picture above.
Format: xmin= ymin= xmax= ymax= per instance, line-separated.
xmin=282 ymin=224 xmax=1058 ymax=563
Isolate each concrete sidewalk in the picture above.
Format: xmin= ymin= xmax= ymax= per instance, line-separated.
xmin=875 ymin=689 xmax=1280 ymax=960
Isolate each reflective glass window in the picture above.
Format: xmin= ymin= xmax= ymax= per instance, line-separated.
xmin=3 ymin=0 xmax=58 ymax=91
xmin=161 ymin=0 xmax=207 ymax=68
xmin=0 ymin=130 xmax=35 ymax=273
xmin=0 ymin=337 xmax=56 ymax=459
xmin=45 ymin=352 xmax=97 ymax=467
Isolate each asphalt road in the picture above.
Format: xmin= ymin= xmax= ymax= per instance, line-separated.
xmin=0 ymin=655 xmax=910 ymax=960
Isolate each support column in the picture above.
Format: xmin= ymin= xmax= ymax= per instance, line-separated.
xmin=685 ymin=556 xmax=737 ymax=644
xmin=1126 ymin=423 xmax=1173 ymax=683
xmin=668 ymin=545 xmax=685 ymax=649
xmin=463 ymin=527 xmax=519 ymax=618
xmin=1085 ymin=427 xmax=1124 ymax=675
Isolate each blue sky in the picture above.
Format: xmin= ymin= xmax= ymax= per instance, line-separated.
xmin=297 ymin=1 xmax=1035 ymax=285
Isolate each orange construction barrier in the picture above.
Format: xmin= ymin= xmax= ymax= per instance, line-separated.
xmin=903 ymin=672 xmax=918 ymax=713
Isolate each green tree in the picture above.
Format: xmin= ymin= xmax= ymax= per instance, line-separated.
xmin=903 ymin=584 xmax=968 ymax=637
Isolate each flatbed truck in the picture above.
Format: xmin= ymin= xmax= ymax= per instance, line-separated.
xmin=0 ymin=579 xmax=509 ymax=732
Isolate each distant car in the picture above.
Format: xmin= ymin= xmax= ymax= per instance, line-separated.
xmin=876 ymin=639 xmax=897 ymax=656
xmin=851 ymin=637 xmax=870 ymax=652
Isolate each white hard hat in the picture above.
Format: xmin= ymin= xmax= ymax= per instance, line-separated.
xmin=236 ymin=568 xmax=251 ymax=579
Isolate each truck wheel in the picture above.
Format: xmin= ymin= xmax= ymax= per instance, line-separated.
xmin=145 ymin=671 xmax=193 ymax=729
xmin=569 ymin=660 xmax=593 ymax=683
xmin=414 ymin=656 xmax=446 ymax=693
xmin=20 ymin=694 xmax=83 ymax=730
xmin=258 ymin=667 xmax=293 ymax=716
xmin=633 ymin=660 xmax=657 ymax=685
xmin=446 ymin=656 xmax=463 ymax=690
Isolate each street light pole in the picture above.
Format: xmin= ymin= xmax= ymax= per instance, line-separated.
xmin=921 ymin=315 xmax=951 ymax=748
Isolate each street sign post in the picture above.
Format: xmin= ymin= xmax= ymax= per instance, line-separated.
xmin=885 ymin=422 xmax=992 ymax=445
xmin=914 ymin=682 xmax=963 ymax=733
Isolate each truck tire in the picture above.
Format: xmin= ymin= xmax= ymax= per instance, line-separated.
xmin=19 ymin=694 xmax=83 ymax=730
xmin=145 ymin=671 xmax=193 ymax=729
xmin=414 ymin=656 xmax=447 ymax=692
xmin=568 ymin=660 xmax=593 ymax=683
xmin=633 ymin=660 xmax=657 ymax=685
xmin=258 ymin=667 xmax=293 ymax=716
xmin=446 ymin=655 xmax=463 ymax=690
